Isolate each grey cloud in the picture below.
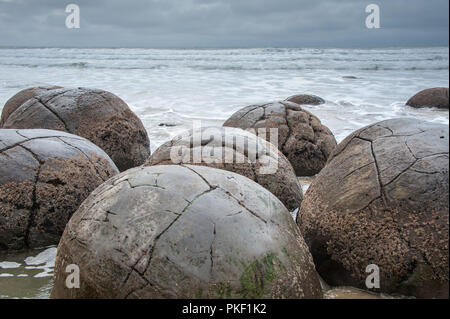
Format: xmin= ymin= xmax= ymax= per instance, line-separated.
xmin=0 ymin=0 xmax=448 ymax=47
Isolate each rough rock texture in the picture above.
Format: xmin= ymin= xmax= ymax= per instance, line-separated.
xmin=223 ymin=101 xmax=337 ymax=176
xmin=1 ymin=87 xmax=151 ymax=171
xmin=0 ymin=129 xmax=119 ymax=251
xmin=0 ymin=86 xmax=63 ymax=127
xmin=297 ymin=118 xmax=449 ymax=299
xmin=51 ymin=165 xmax=323 ymax=299
xmin=285 ymin=94 xmax=325 ymax=106
xmin=144 ymin=127 xmax=303 ymax=211
xmin=406 ymin=88 xmax=449 ymax=109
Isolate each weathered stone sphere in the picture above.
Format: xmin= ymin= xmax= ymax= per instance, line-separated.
xmin=144 ymin=127 xmax=303 ymax=211
xmin=0 ymin=86 xmax=63 ymax=127
xmin=1 ymin=87 xmax=151 ymax=171
xmin=51 ymin=165 xmax=323 ymax=299
xmin=0 ymin=129 xmax=119 ymax=251
xmin=223 ymin=101 xmax=337 ymax=176
xmin=297 ymin=118 xmax=449 ymax=298
xmin=406 ymin=87 xmax=449 ymax=109
xmin=285 ymin=94 xmax=325 ymax=106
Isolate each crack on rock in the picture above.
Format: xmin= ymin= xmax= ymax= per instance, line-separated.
xmin=382 ymin=152 xmax=448 ymax=189
xmin=210 ymin=222 xmax=216 ymax=279
xmin=355 ymin=136 xmax=386 ymax=207
xmin=217 ymin=186 xmax=267 ymax=224
xmin=0 ymin=135 xmax=65 ymax=153
xmin=15 ymin=130 xmax=28 ymax=139
xmin=404 ymin=138 xmax=418 ymax=160
xmin=377 ymin=124 xmax=394 ymax=136
xmin=122 ymin=178 xmax=166 ymax=190
xmin=24 ymin=160 xmax=42 ymax=249
xmin=237 ymin=105 xmax=262 ymax=121
xmin=226 ymin=210 xmax=243 ymax=217
xmin=56 ymin=137 xmax=110 ymax=182
xmin=35 ymin=96 xmax=71 ymax=132
xmin=342 ymin=161 xmax=375 ymax=179
xmin=181 ymin=165 xmax=214 ymax=189
xmin=277 ymin=102 xmax=292 ymax=152
xmin=143 ymin=186 xmax=217 ymax=276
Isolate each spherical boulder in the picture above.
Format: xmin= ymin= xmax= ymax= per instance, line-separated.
xmin=297 ymin=118 xmax=449 ymax=298
xmin=1 ymin=86 xmax=63 ymax=127
xmin=1 ymin=87 xmax=151 ymax=171
xmin=51 ymin=165 xmax=323 ymax=299
xmin=0 ymin=129 xmax=119 ymax=251
xmin=406 ymin=87 xmax=449 ymax=109
xmin=144 ymin=127 xmax=304 ymax=211
xmin=285 ymin=94 xmax=325 ymax=106
xmin=223 ymin=101 xmax=337 ymax=176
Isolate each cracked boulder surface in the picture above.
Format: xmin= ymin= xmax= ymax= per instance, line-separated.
xmin=143 ymin=127 xmax=303 ymax=211
xmin=406 ymin=87 xmax=449 ymax=109
xmin=0 ymin=129 xmax=119 ymax=251
xmin=0 ymin=86 xmax=63 ymax=127
xmin=223 ymin=101 xmax=337 ymax=176
xmin=1 ymin=87 xmax=151 ymax=172
xmin=297 ymin=118 xmax=449 ymax=299
xmin=51 ymin=165 xmax=323 ymax=299
xmin=285 ymin=94 xmax=325 ymax=106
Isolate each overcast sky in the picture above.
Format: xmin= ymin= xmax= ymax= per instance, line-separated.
xmin=0 ymin=0 xmax=448 ymax=48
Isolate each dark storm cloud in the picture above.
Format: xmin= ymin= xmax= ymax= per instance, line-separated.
xmin=0 ymin=0 xmax=448 ymax=47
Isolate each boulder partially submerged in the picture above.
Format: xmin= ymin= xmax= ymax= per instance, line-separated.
xmin=285 ymin=94 xmax=325 ymax=106
xmin=406 ymin=87 xmax=449 ymax=109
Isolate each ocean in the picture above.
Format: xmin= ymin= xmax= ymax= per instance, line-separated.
xmin=0 ymin=47 xmax=448 ymax=299
xmin=0 ymin=47 xmax=448 ymax=151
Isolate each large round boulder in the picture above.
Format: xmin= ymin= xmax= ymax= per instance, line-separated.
xmin=0 ymin=129 xmax=119 ymax=251
xmin=223 ymin=101 xmax=337 ymax=176
xmin=144 ymin=127 xmax=303 ymax=211
xmin=406 ymin=87 xmax=449 ymax=109
xmin=297 ymin=118 xmax=449 ymax=298
xmin=1 ymin=87 xmax=151 ymax=171
xmin=0 ymin=86 xmax=63 ymax=127
xmin=51 ymin=165 xmax=323 ymax=299
xmin=285 ymin=94 xmax=325 ymax=106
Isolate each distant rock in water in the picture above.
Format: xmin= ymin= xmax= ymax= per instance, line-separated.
xmin=158 ymin=123 xmax=177 ymax=127
xmin=342 ymin=76 xmax=358 ymax=79
xmin=51 ymin=165 xmax=323 ymax=299
xmin=297 ymin=118 xmax=449 ymax=299
xmin=223 ymin=101 xmax=337 ymax=176
xmin=0 ymin=86 xmax=62 ymax=127
xmin=144 ymin=127 xmax=304 ymax=211
xmin=406 ymin=87 xmax=449 ymax=109
xmin=285 ymin=94 xmax=325 ymax=105
xmin=1 ymin=87 xmax=151 ymax=171
xmin=0 ymin=129 xmax=118 ymax=251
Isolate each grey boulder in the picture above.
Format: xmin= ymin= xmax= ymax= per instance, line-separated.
xmin=51 ymin=165 xmax=323 ymax=299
